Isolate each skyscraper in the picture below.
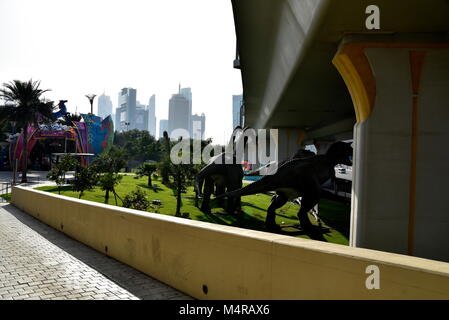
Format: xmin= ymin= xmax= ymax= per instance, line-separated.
xmin=168 ymin=89 xmax=190 ymax=140
xmin=191 ymin=113 xmax=206 ymax=140
xmin=232 ymin=94 xmax=243 ymax=130
xmin=148 ymin=94 xmax=157 ymax=137
xmin=116 ymin=88 xmax=137 ymax=132
xmin=159 ymin=119 xmax=168 ymax=139
xmin=97 ymin=94 xmax=113 ymax=119
xmin=135 ymin=101 xmax=149 ymax=131
xmin=180 ymin=87 xmax=192 ymax=135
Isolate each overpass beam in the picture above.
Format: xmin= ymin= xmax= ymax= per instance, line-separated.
xmin=333 ymin=40 xmax=449 ymax=262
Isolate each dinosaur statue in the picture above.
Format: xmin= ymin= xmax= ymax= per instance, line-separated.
xmin=195 ymin=127 xmax=248 ymax=214
xmin=245 ymin=148 xmax=321 ymax=223
xmin=217 ymin=142 xmax=353 ymax=230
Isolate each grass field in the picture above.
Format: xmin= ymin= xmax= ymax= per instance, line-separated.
xmin=36 ymin=175 xmax=351 ymax=245
xmin=0 ymin=193 xmax=11 ymax=202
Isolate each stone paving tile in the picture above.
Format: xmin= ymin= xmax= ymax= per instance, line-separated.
xmin=0 ymin=204 xmax=192 ymax=300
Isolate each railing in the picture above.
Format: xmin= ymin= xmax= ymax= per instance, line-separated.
xmin=0 ymin=182 xmax=12 ymax=202
xmin=1 ymin=174 xmax=45 ymax=203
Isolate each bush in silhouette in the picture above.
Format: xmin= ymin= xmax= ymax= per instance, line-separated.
xmin=122 ymin=187 xmax=149 ymax=211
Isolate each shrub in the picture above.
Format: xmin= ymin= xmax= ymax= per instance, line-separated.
xmin=122 ymin=187 xmax=150 ymax=211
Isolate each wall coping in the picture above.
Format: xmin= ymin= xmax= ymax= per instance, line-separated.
xmin=15 ymin=185 xmax=449 ymax=277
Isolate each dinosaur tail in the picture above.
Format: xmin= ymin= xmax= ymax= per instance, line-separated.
xmin=217 ymin=176 xmax=273 ymax=199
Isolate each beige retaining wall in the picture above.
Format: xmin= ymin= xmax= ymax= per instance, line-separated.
xmin=11 ymin=186 xmax=449 ymax=299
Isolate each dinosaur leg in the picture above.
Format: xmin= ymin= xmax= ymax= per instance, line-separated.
xmin=226 ymin=179 xmax=244 ymax=215
xmin=230 ymin=195 xmax=242 ymax=214
xmin=235 ymin=179 xmax=243 ymax=214
xmin=200 ymin=177 xmax=214 ymax=214
xmin=266 ymin=193 xmax=288 ymax=230
xmin=226 ymin=195 xmax=242 ymax=215
xmin=216 ymin=184 xmax=226 ymax=208
xmin=297 ymin=193 xmax=320 ymax=230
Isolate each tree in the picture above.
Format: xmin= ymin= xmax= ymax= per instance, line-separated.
xmin=159 ymin=131 xmax=172 ymax=185
xmin=158 ymin=159 xmax=171 ymax=185
xmin=113 ymin=129 xmax=162 ymax=168
xmin=0 ymin=120 xmax=8 ymax=141
xmin=47 ymin=154 xmax=77 ymax=194
xmin=72 ymin=166 xmax=97 ymax=199
xmin=98 ymin=172 xmax=123 ymax=205
xmin=91 ymin=147 xmax=126 ymax=204
xmin=171 ymin=162 xmax=197 ymax=217
xmin=161 ymin=131 xmax=198 ymax=217
xmin=136 ymin=162 xmax=157 ymax=187
xmin=0 ymin=80 xmax=54 ymax=182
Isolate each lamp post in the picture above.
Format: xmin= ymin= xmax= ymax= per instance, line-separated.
xmin=124 ymin=121 xmax=130 ymax=132
xmin=85 ymin=94 xmax=97 ymax=115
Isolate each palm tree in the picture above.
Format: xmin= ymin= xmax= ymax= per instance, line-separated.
xmin=0 ymin=80 xmax=54 ymax=182
xmin=136 ymin=162 xmax=157 ymax=187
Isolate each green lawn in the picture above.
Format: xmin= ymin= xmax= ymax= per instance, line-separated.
xmin=0 ymin=193 xmax=11 ymax=202
xmin=36 ymin=175 xmax=350 ymax=245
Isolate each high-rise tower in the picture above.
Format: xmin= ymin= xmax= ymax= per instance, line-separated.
xmin=148 ymin=94 xmax=157 ymax=137
xmin=97 ymin=94 xmax=113 ymax=119
xmin=168 ymin=91 xmax=190 ymax=140
xmin=116 ymin=88 xmax=137 ymax=132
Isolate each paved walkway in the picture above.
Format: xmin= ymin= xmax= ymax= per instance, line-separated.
xmin=0 ymin=203 xmax=191 ymax=300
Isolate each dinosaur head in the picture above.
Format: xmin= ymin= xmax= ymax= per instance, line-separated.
xmin=326 ymin=142 xmax=353 ymax=166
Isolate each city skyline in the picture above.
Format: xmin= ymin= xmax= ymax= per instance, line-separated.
xmin=109 ymin=85 xmax=207 ymax=141
xmin=0 ymin=0 xmax=242 ymax=145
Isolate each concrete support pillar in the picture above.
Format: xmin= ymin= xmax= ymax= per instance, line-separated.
xmin=333 ymin=41 xmax=449 ymax=262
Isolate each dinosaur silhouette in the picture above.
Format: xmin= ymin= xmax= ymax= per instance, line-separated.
xmin=195 ymin=129 xmax=317 ymax=215
xmin=195 ymin=152 xmax=244 ymax=214
xmin=195 ymin=126 xmax=250 ymax=214
xmin=217 ymin=142 xmax=353 ymax=230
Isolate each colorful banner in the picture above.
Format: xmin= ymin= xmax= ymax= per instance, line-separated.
xmin=9 ymin=126 xmax=39 ymax=167
xmin=80 ymin=114 xmax=114 ymax=155
xmin=9 ymin=114 xmax=114 ymax=168
xmin=73 ymin=121 xmax=88 ymax=154
xmin=34 ymin=130 xmax=75 ymax=139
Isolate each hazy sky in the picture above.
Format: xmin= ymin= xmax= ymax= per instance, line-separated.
xmin=0 ymin=0 xmax=242 ymax=144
